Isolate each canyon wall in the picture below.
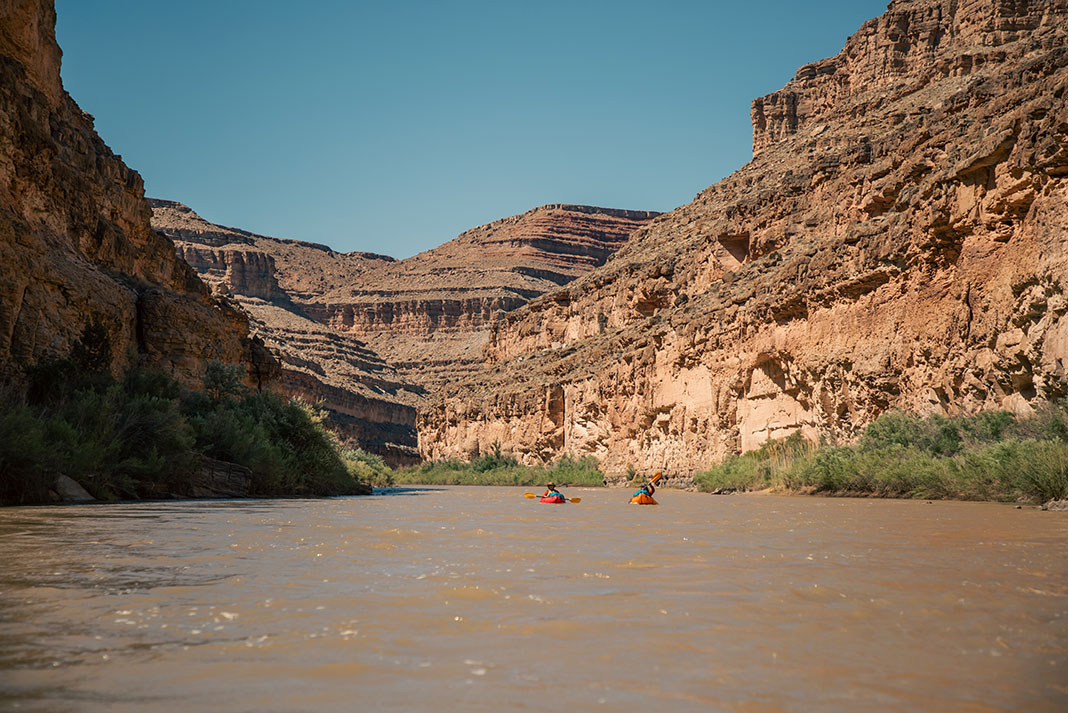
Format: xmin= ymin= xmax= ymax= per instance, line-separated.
xmin=154 ymin=201 xmax=658 ymax=461
xmin=0 ymin=1 xmax=273 ymax=388
xmin=304 ymin=204 xmax=661 ymax=389
xmin=418 ymin=0 xmax=1068 ymax=480
xmin=152 ymin=200 xmax=421 ymax=464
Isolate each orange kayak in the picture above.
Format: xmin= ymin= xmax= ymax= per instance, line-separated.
xmin=630 ymin=493 xmax=657 ymax=505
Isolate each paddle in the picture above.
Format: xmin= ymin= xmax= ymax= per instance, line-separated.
xmin=632 ymin=472 xmax=663 ymax=492
xmin=630 ymin=472 xmax=663 ymax=504
xmin=524 ymin=492 xmax=581 ymax=503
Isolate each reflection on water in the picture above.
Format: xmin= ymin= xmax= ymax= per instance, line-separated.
xmin=0 ymin=488 xmax=1066 ymax=712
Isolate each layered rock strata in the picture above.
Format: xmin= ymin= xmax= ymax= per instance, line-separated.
xmin=152 ymin=200 xmax=422 ymax=464
xmin=155 ymin=201 xmax=657 ymax=390
xmin=0 ymin=1 xmax=273 ymax=388
xmin=300 ymin=204 xmax=660 ymax=389
xmin=243 ymin=300 xmax=419 ymax=464
xmin=154 ymin=201 xmax=657 ymax=460
xmin=419 ymin=0 xmax=1068 ymax=480
xmin=153 ymin=199 xmax=397 ymax=303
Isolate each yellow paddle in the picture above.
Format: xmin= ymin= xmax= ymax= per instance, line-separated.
xmin=524 ymin=492 xmax=581 ymax=503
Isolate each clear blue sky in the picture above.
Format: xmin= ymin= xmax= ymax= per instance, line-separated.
xmin=56 ymin=1 xmax=887 ymax=258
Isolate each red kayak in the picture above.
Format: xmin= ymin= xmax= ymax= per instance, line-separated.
xmin=539 ymin=494 xmax=566 ymax=504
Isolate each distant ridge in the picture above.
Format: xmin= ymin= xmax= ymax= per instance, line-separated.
xmin=156 ymin=200 xmax=660 ymax=392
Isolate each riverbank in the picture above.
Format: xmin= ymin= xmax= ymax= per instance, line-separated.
xmin=0 ymin=358 xmax=372 ymax=505
xmin=695 ymin=407 xmax=1068 ymax=504
xmin=392 ymin=450 xmax=605 ymax=487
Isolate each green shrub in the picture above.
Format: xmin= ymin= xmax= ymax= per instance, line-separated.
xmin=344 ymin=448 xmax=394 ymax=487
xmin=190 ymin=391 xmax=363 ymax=497
xmin=202 ymin=360 xmax=247 ymax=403
xmin=860 ymin=411 xmax=962 ymax=456
xmin=69 ymin=318 xmax=113 ymax=375
xmin=694 ymin=450 xmax=769 ymax=492
xmin=0 ymin=401 xmax=56 ymax=504
xmin=1014 ymin=402 xmax=1068 ymax=442
xmin=951 ymin=439 xmax=1068 ymax=503
xmin=695 ymin=431 xmax=812 ymax=492
xmin=1011 ymin=440 xmax=1068 ymax=502
xmin=394 ymin=451 xmax=604 ymax=487
xmin=545 ymin=455 xmax=604 ymax=486
xmin=5 ymin=355 xmax=368 ymax=503
xmin=472 ymin=441 xmax=519 ymax=472
xmin=697 ymin=408 xmax=1068 ymax=503
xmin=958 ymin=410 xmax=1015 ymax=443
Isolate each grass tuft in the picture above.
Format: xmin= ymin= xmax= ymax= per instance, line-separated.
xmin=394 ymin=452 xmax=604 ymax=487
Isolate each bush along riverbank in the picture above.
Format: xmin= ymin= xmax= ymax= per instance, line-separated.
xmin=0 ymin=359 xmax=372 ymax=505
xmin=695 ymin=406 xmax=1068 ymax=503
xmin=394 ymin=443 xmax=605 ymax=487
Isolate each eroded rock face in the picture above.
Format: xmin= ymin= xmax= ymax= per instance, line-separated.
xmin=303 ymin=204 xmax=661 ymax=389
xmin=0 ymin=1 xmax=272 ymax=387
xmin=419 ymin=0 xmax=1068 ymax=479
xmin=154 ymin=201 xmax=657 ymax=461
xmin=243 ymin=300 xmax=421 ymax=465
xmin=152 ymin=200 xmax=422 ymax=464
xmin=751 ymin=0 xmax=1068 ymax=154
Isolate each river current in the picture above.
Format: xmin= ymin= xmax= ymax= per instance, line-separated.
xmin=0 ymin=486 xmax=1065 ymax=712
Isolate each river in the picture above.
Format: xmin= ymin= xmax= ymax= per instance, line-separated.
xmin=0 ymin=487 xmax=1065 ymax=712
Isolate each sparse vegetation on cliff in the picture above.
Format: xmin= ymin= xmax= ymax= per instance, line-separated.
xmin=394 ymin=447 xmax=604 ymax=487
xmin=695 ymin=407 xmax=1068 ymax=503
xmin=0 ymin=355 xmax=370 ymax=505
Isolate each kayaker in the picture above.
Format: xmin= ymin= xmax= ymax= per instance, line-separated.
xmin=542 ymin=482 xmax=564 ymax=500
xmin=632 ymin=479 xmax=656 ymax=500
xmin=630 ymin=471 xmax=661 ymax=504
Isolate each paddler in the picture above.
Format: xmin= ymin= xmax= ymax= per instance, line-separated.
xmin=541 ymin=482 xmax=564 ymax=501
xmin=630 ymin=471 xmax=661 ymax=504
xmin=631 ymin=478 xmax=656 ymax=500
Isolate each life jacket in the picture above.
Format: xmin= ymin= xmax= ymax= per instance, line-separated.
xmin=630 ymin=487 xmax=657 ymax=505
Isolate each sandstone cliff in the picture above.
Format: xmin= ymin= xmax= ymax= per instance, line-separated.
xmin=0 ymin=1 xmax=274 ymax=387
xmin=242 ymin=300 xmax=420 ymax=464
xmin=152 ymin=199 xmax=421 ymax=464
xmin=419 ymin=0 xmax=1068 ymax=480
xmin=307 ymin=204 xmax=660 ymax=388
xmin=153 ymin=201 xmax=657 ymax=461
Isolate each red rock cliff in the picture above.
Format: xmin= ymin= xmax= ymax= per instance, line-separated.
xmin=0 ymin=1 xmax=274 ymax=386
xmin=154 ymin=200 xmax=658 ymax=393
xmin=418 ymin=0 xmax=1068 ymax=479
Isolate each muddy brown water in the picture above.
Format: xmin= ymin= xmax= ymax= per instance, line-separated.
xmin=0 ymin=487 xmax=1065 ymax=712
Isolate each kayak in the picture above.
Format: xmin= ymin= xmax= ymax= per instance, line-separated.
xmin=540 ymin=494 xmax=566 ymax=504
xmin=630 ymin=493 xmax=657 ymax=505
